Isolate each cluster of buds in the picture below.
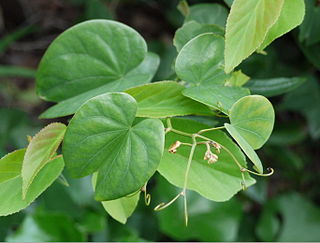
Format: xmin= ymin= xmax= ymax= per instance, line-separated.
xmin=168 ymin=141 xmax=182 ymax=153
xmin=203 ymin=150 xmax=218 ymax=164
xmin=203 ymin=141 xmax=221 ymax=164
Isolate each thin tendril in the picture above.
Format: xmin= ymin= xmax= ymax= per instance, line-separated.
xmin=154 ymin=192 xmax=183 ymax=211
xmin=243 ymin=167 xmax=274 ymax=177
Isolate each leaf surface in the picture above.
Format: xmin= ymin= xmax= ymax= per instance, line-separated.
xmin=182 ymin=85 xmax=250 ymax=115
xmin=228 ymin=95 xmax=275 ymax=150
xmin=174 ymin=21 xmax=224 ymax=52
xmin=158 ymin=118 xmax=255 ymax=202
xmin=175 ymin=33 xmax=227 ymax=85
xmin=224 ymin=0 xmax=284 ymax=73
xmin=125 ymin=81 xmax=213 ymax=118
xmin=39 ymin=52 xmax=159 ymax=119
xmin=22 ymin=123 xmax=66 ymax=198
xmin=0 ymin=149 xmax=25 ymax=183
xmin=63 ymin=92 xmax=164 ymax=200
xmin=0 ymin=151 xmax=64 ymax=216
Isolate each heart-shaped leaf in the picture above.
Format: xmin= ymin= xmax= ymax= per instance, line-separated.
xmin=63 ymin=92 xmax=164 ymax=201
xmin=37 ymin=20 xmax=147 ymax=102
xmin=39 ymin=52 xmax=159 ymax=119
xmin=224 ymin=0 xmax=284 ymax=73
xmin=182 ymin=84 xmax=250 ymax=115
xmin=228 ymin=95 xmax=275 ymax=150
xmin=125 ymin=81 xmax=213 ymax=118
xmin=22 ymin=123 xmax=66 ymax=198
xmin=158 ymin=118 xmax=255 ymax=202
xmin=174 ymin=21 xmax=224 ymax=52
xmin=175 ymin=33 xmax=227 ymax=85
xmin=0 ymin=150 xmax=64 ymax=216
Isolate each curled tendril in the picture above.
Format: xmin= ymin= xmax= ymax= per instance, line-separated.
xmin=242 ymin=167 xmax=275 ymax=177
xmin=141 ymin=183 xmax=152 ymax=206
xmin=154 ymin=192 xmax=183 ymax=211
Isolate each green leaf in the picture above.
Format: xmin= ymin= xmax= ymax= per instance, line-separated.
xmin=228 ymin=95 xmax=275 ymax=149
xmin=258 ymin=0 xmax=305 ymax=51
xmin=175 ymin=33 xmax=227 ymax=85
xmin=63 ymin=92 xmax=164 ymax=201
xmin=0 ymin=149 xmax=25 ymax=184
xmin=22 ymin=123 xmax=66 ymax=198
xmin=155 ymin=175 xmax=243 ymax=241
xmin=224 ymin=0 xmax=284 ymax=73
xmin=246 ymin=77 xmax=306 ymax=97
xmin=224 ymin=123 xmax=263 ymax=173
xmin=0 ymin=65 xmax=36 ymax=78
xmin=125 ymin=81 xmax=213 ymax=118
xmin=36 ymin=20 xmax=147 ymax=102
xmin=224 ymin=0 xmax=234 ymax=7
xmin=299 ymin=0 xmax=320 ymax=46
xmin=185 ymin=3 xmax=228 ymax=28
xmin=174 ymin=21 xmax=224 ymax=52
xmin=182 ymin=84 xmax=250 ymax=115
xmin=225 ymin=70 xmax=250 ymax=87
xmin=299 ymin=42 xmax=320 ymax=70
xmin=0 ymin=152 xmax=64 ymax=216
xmin=158 ymin=118 xmax=255 ymax=202
xmin=39 ymin=52 xmax=159 ymax=119
xmin=102 ymin=193 xmax=140 ymax=224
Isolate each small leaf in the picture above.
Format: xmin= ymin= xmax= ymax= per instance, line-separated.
xmin=182 ymin=84 xmax=250 ymax=115
xmin=0 ymin=152 xmax=64 ymax=216
xmin=39 ymin=52 xmax=159 ymax=119
xmin=224 ymin=123 xmax=263 ymax=173
xmin=22 ymin=123 xmax=66 ymax=198
xmin=175 ymin=33 xmax=227 ymax=85
xmin=174 ymin=21 xmax=224 ymax=52
xmin=0 ymin=149 xmax=25 ymax=184
xmin=258 ymin=0 xmax=305 ymax=51
xmin=225 ymin=70 xmax=250 ymax=87
xmin=102 ymin=193 xmax=140 ymax=224
xmin=125 ymin=81 xmax=213 ymax=118
xmin=224 ymin=0 xmax=284 ymax=73
xmin=246 ymin=77 xmax=306 ymax=97
xmin=177 ymin=0 xmax=190 ymax=17
xmin=63 ymin=92 xmax=164 ymax=201
xmin=185 ymin=3 xmax=228 ymax=28
xmin=229 ymin=95 xmax=275 ymax=149
xmin=158 ymin=118 xmax=255 ymax=202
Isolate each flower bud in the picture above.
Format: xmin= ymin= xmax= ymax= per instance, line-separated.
xmin=168 ymin=141 xmax=182 ymax=153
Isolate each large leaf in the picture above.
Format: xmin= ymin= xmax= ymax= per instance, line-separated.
xmin=258 ymin=0 xmax=305 ymax=51
xmin=39 ymin=52 xmax=159 ymax=119
xmin=174 ymin=21 xmax=224 ymax=52
xmin=36 ymin=20 xmax=147 ymax=102
xmin=0 ymin=149 xmax=25 ymax=184
xmin=224 ymin=0 xmax=284 ymax=73
xmin=182 ymin=84 xmax=250 ymax=115
xmin=185 ymin=3 xmax=228 ymax=28
xmin=63 ymin=92 xmax=164 ymax=201
xmin=224 ymin=123 xmax=263 ymax=173
xmin=22 ymin=123 xmax=66 ymax=198
xmin=228 ymin=95 xmax=275 ymax=149
xmin=246 ymin=77 xmax=306 ymax=97
xmin=175 ymin=33 xmax=227 ymax=85
xmin=155 ymin=175 xmax=243 ymax=241
xmin=0 ymin=151 xmax=64 ymax=216
xmin=125 ymin=81 xmax=213 ymax=118
xmin=158 ymin=118 xmax=255 ymax=202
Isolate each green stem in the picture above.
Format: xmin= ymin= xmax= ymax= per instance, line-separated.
xmin=197 ymin=126 xmax=225 ymax=135
xmin=183 ymin=135 xmax=197 ymax=226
